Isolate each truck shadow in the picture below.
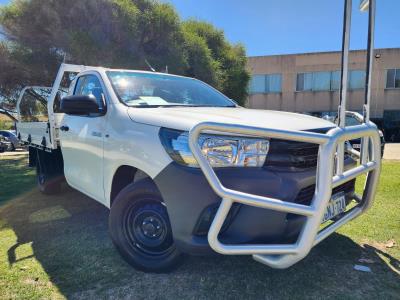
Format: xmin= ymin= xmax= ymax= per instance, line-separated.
xmin=1 ymin=186 xmax=399 ymax=299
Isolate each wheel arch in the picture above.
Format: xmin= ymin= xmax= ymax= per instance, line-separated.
xmin=110 ymin=165 xmax=161 ymax=207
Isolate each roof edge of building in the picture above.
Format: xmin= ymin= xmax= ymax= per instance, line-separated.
xmin=247 ymin=47 xmax=400 ymax=59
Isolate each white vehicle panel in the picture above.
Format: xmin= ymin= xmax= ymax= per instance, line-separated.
xmin=102 ymin=105 xmax=173 ymax=207
xmin=127 ymin=107 xmax=335 ymax=132
xmin=59 ymin=113 xmax=106 ymax=202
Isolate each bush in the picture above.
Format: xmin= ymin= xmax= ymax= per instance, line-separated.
xmin=0 ymin=0 xmax=249 ymax=106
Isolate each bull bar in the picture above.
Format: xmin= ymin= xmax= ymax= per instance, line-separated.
xmin=188 ymin=117 xmax=381 ymax=269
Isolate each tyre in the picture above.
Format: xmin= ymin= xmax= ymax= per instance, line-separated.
xmin=36 ymin=163 xmax=61 ymax=195
xmin=109 ymin=179 xmax=183 ymax=273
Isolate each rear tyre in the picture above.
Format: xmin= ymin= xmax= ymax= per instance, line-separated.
xmin=109 ymin=179 xmax=183 ymax=273
xmin=36 ymin=163 xmax=61 ymax=195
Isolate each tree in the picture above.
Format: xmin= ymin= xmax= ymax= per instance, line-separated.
xmin=0 ymin=0 xmax=249 ymax=106
xmin=182 ymin=20 xmax=249 ymax=103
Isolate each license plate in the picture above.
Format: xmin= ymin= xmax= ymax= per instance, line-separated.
xmin=322 ymin=193 xmax=346 ymax=223
xmin=352 ymin=144 xmax=361 ymax=149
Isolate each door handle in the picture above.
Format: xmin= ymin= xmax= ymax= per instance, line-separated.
xmin=60 ymin=125 xmax=69 ymax=132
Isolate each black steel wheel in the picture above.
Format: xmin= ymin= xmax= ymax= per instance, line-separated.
xmin=125 ymin=201 xmax=174 ymax=257
xmin=109 ymin=179 xmax=183 ymax=273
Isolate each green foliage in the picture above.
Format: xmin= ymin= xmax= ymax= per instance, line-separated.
xmin=182 ymin=20 xmax=250 ymax=103
xmin=182 ymin=29 xmax=218 ymax=86
xmin=0 ymin=119 xmax=14 ymax=130
xmin=0 ymin=0 xmax=249 ymax=106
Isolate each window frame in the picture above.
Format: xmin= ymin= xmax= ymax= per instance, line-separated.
xmin=18 ymin=87 xmax=51 ymax=122
xmin=311 ymin=71 xmax=332 ymax=91
xmin=265 ymin=73 xmax=282 ymax=93
xmin=249 ymin=74 xmax=267 ymax=94
xmin=385 ymin=68 xmax=400 ymax=89
xmin=330 ymin=70 xmax=341 ymax=91
xmin=296 ymin=70 xmax=366 ymax=92
xmin=71 ymin=72 xmax=108 ymax=117
xmin=107 ymin=71 xmax=236 ymax=108
xmin=348 ymin=70 xmax=366 ymax=90
xmin=249 ymin=73 xmax=282 ymax=94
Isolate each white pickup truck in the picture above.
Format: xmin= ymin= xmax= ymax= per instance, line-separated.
xmin=16 ymin=63 xmax=381 ymax=272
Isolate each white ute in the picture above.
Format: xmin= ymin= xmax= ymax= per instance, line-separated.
xmin=15 ymin=0 xmax=381 ymax=272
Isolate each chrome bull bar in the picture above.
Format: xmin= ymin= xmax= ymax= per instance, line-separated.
xmin=188 ymin=121 xmax=381 ymax=269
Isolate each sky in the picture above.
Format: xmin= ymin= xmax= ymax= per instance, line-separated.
xmin=0 ymin=0 xmax=399 ymax=56
xmin=162 ymin=0 xmax=400 ymax=56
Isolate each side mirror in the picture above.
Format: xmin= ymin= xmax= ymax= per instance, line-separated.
xmin=60 ymin=95 xmax=102 ymax=115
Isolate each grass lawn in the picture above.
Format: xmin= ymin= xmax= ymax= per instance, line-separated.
xmin=0 ymin=154 xmax=399 ymax=299
xmin=0 ymin=153 xmax=35 ymax=203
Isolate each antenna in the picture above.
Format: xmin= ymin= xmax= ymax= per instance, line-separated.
xmin=360 ymin=0 xmax=376 ymax=163
xmin=338 ymin=0 xmax=352 ymax=130
xmin=362 ymin=0 xmax=375 ymax=123
xmin=336 ymin=0 xmax=352 ymax=174
xmin=145 ymin=59 xmax=156 ymax=72
xmin=337 ymin=0 xmax=376 ymax=166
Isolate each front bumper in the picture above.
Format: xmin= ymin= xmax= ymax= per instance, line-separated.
xmin=185 ymin=121 xmax=381 ymax=269
xmin=154 ymin=158 xmax=356 ymax=256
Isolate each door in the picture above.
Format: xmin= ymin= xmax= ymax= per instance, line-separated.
xmin=60 ymin=74 xmax=107 ymax=202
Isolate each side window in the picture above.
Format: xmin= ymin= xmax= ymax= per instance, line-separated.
xmin=19 ymin=87 xmax=51 ymax=122
xmin=54 ymin=71 xmax=78 ymax=113
xmin=74 ymin=76 xmax=87 ymax=95
xmin=74 ymin=75 xmax=105 ymax=110
xmin=53 ymin=92 xmax=63 ymax=113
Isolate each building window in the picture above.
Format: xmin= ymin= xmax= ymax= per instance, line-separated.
xmin=312 ymin=72 xmax=331 ymax=91
xmin=348 ymin=70 xmax=366 ymax=90
xmin=296 ymin=70 xmax=365 ymax=92
xmin=297 ymin=72 xmax=333 ymax=91
xmin=249 ymin=75 xmax=266 ymax=94
xmin=386 ymin=69 xmax=400 ymax=89
xmin=331 ymin=71 xmax=341 ymax=90
xmin=249 ymin=74 xmax=282 ymax=94
xmin=296 ymin=73 xmax=313 ymax=91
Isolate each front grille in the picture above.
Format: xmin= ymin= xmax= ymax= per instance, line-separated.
xmin=264 ymin=127 xmax=339 ymax=170
xmin=294 ymin=179 xmax=356 ymax=206
xmin=265 ymin=139 xmax=320 ymax=169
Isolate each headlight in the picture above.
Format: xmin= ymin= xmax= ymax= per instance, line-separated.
xmin=159 ymin=128 xmax=269 ymax=168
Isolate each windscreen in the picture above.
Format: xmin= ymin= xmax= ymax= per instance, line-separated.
xmin=106 ymin=71 xmax=235 ymax=108
xmin=345 ymin=115 xmax=361 ymax=126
